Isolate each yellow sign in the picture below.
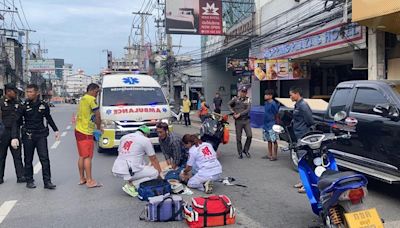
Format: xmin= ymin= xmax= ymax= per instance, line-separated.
xmin=344 ymin=208 xmax=384 ymax=228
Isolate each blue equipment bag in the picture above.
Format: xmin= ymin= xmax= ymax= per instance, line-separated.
xmin=138 ymin=179 xmax=172 ymax=201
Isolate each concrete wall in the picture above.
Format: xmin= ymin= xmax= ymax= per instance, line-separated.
xmin=202 ymin=57 xmax=238 ymax=111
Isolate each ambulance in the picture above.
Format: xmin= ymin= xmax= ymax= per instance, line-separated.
xmin=98 ymin=73 xmax=171 ymax=151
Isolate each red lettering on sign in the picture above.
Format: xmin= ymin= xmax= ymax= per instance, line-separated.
xmin=122 ymin=140 xmax=133 ymax=153
xmin=156 ymin=108 xmax=161 ymax=113
xmin=144 ymin=108 xmax=149 ymax=112
xmin=201 ymin=146 xmax=212 ymax=157
xmin=112 ymin=107 xmax=165 ymax=114
xmin=149 ymin=108 xmax=155 ymax=112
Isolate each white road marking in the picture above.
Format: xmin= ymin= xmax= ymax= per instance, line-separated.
xmin=61 ymin=132 xmax=67 ymax=137
xmin=66 ymin=125 xmax=71 ymax=130
xmin=33 ymin=163 xmax=42 ymax=174
xmin=51 ymin=141 xmax=61 ymax=149
xmin=0 ymin=200 xmax=17 ymax=224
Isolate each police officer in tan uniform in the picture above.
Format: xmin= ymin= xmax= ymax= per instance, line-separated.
xmin=228 ymin=86 xmax=252 ymax=159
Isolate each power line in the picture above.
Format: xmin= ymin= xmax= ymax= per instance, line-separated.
xmin=18 ymin=0 xmax=31 ymax=30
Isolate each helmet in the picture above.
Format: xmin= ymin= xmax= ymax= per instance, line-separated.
xmin=138 ymin=125 xmax=151 ymax=135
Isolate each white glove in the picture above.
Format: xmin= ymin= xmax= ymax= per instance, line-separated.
xmin=11 ymin=139 xmax=19 ymax=149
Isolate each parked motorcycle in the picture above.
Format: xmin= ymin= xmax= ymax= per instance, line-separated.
xmin=273 ymin=111 xmax=383 ymax=228
xmin=199 ymin=112 xmax=230 ymax=151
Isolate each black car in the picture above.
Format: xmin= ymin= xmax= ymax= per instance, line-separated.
xmin=279 ymin=80 xmax=400 ymax=184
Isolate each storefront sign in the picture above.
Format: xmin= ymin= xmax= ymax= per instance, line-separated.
xmin=199 ymin=0 xmax=223 ymax=35
xmin=224 ymin=16 xmax=253 ymax=44
xmin=263 ymin=23 xmax=363 ymax=59
xmin=251 ymin=59 xmax=309 ymax=81
xmin=226 ymin=58 xmax=249 ymax=72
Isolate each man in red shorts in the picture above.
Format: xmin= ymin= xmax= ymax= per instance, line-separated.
xmin=75 ymin=83 xmax=102 ymax=188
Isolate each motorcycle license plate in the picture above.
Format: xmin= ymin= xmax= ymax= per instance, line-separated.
xmin=344 ymin=208 xmax=383 ymax=228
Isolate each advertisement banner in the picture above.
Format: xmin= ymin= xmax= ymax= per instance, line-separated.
xmin=165 ymin=0 xmax=222 ymax=35
xmin=226 ymin=58 xmax=249 ymax=72
xmin=251 ymin=59 xmax=309 ymax=81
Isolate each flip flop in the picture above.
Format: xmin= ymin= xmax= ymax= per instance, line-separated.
xmin=78 ymin=179 xmax=87 ymax=185
xmin=298 ymin=187 xmax=306 ymax=194
xmin=293 ymin=183 xmax=303 ymax=188
xmin=86 ymin=182 xmax=103 ymax=188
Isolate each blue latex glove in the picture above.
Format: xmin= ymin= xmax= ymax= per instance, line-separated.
xmin=93 ymin=130 xmax=102 ymax=141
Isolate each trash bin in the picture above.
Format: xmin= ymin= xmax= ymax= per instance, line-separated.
xmin=250 ymin=106 xmax=264 ymax=128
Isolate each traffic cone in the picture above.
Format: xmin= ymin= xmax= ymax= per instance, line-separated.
xmin=72 ymin=112 xmax=76 ymax=125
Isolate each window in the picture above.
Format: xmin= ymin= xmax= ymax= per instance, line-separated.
xmin=329 ymin=88 xmax=352 ymax=117
xmin=352 ymin=88 xmax=389 ymax=115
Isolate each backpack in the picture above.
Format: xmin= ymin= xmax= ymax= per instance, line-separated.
xmin=184 ymin=195 xmax=236 ymax=228
xmin=137 ymin=179 xmax=172 ymax=201
xmin=140 ymin=194 xmax=184 ymax=222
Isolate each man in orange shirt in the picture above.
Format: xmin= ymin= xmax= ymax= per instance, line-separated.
xmin=75 ymin=83 xmax=102 ymax=188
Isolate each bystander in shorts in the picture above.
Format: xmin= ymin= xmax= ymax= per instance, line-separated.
xmin=263 ymin=129 xmax=277 ymax=142
xmin=75 ymin=130 xmax=94 ymax=158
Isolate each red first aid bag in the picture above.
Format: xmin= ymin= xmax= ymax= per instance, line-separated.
xmin=184 ymin=195 xmax=236 ymax=228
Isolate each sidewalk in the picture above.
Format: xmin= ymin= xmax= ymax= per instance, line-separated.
xmin=189 ymin=112 xmax=265 ymax=142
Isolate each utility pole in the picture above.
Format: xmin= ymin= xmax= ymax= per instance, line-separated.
xmin=132 ymin=12 xmax=152 ymax=72
xmin=22 ymin=29 xmax=36 ymax=85
xmin=166 ymin=34 xmax=175 ymax=102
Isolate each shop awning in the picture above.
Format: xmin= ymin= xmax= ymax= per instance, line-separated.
xmin=353 ymin=0 xmax=400 ymax=34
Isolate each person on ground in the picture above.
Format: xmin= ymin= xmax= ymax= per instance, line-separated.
xmin=180 ymin=134 xmax=222 ymax=194
xmin=112 ymin=125 xmax=162 ymax=197
xmin=18 ymin=84 xmax=59 ymax=189
xmin=156 ymin=122 xmax=188 ymax=172
xmin=199 ymin=98 xmax=209 ymax=123
xmin=228 ymin=86 xmax=252 ymax=159
xmin=182 ymin=95 xmax=191 ymax=127
xmin=0 ymin=84 xmax=25 ymax=184
xmin=289 ymin=86 xmax=314 ymax=194
xmin=213 ymin=92 xmax=223 ymax=114
xmin=262 ymin=89 xmax=280 ymax=161
xmin=75 ymin=83 xmax=102 ymax=188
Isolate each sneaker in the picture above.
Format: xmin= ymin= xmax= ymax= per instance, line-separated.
xmin=122 ymin=184 xmax=138 ymax=197
xmin=204 ymin=180 xmax=213 ymax=194
xmin=244 ymin=151 xmax=251 ymax=158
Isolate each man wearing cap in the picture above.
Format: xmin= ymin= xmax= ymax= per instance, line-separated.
xmin=228 ymin=86 xmax=252 ymax=159
xmin=112 ymin=125 xmax=162 ymax=197
xmin=0 ymin=83 xmax=25 ymax=184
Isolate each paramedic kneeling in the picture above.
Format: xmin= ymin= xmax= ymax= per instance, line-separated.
xmin=180 ymin=134 xmax=222 ymax=194
xmin=112 ymin=125 xmax=162 ymax=197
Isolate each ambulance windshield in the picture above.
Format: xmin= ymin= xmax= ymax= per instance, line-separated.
xmin=102 ymin=87 xmax=167 ymax=106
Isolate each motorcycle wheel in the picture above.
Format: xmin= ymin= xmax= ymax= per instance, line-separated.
xmin=290 ymin=149 xmax=299 ymax=171
xmin=290 ymin=149 xmax=307 ymax=172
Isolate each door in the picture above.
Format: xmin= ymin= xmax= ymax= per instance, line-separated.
xmin=323 ymin=87 xmax=354 ymax=157
xmin=349 ymin=87 xmax=400 ymax=172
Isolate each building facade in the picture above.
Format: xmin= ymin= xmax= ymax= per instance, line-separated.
xmin=64 ymin=70 xmax=93 ymax=97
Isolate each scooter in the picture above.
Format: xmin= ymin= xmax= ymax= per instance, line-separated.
xmin=170 ymin=106 xmax=183 ymax=124
xmin=199 ymin=112 xmax=230 ymax=151
xmin=273 ymin=111 xmax=383 ymax=228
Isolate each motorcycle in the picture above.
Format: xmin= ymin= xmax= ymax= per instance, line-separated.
xmin=170 ymin=105 xmax=183 ymax=124
xmin=199 ymin=112 xmax=230 ymax=151
xmin=273 ymin=111 xmax=383 ymax=228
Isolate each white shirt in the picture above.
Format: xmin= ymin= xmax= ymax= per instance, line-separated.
xmin=112 ymin=131 xmax=156 ymax=174
xmin=187 ymin=142 xmax=222 ymax=176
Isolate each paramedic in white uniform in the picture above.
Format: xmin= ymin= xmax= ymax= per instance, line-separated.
xmin=180 ymin=134 xmax=222 ymax=194
xmin=112 ymin=125 xmax=162 ymax=197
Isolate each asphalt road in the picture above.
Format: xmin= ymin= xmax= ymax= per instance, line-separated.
xmin=1 ymin=104 xmax=400 ymax=228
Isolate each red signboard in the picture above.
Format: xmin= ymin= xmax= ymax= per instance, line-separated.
xmin=199 ymin=0 xmax=223 ymax=35
xmin=165 ymin=0 xmax=223 ymax=35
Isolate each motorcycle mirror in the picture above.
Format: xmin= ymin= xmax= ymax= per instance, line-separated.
xmin=272 ymin=125 xmax=284 ymax=134
xmin=222 ymin=115 xmax=229 ymax=122
xmin=333 ymin=111 xmax=347 ymax=122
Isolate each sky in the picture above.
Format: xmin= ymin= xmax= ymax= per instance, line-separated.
xmin=22 ymin=0 xmax=201 ymax=75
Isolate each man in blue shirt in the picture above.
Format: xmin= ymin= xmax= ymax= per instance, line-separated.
xmin=263 ymin=89 xmax=279 ymax=160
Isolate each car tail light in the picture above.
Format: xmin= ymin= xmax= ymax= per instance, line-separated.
xmin=339 ymin=187 xmax=367 ymax=204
